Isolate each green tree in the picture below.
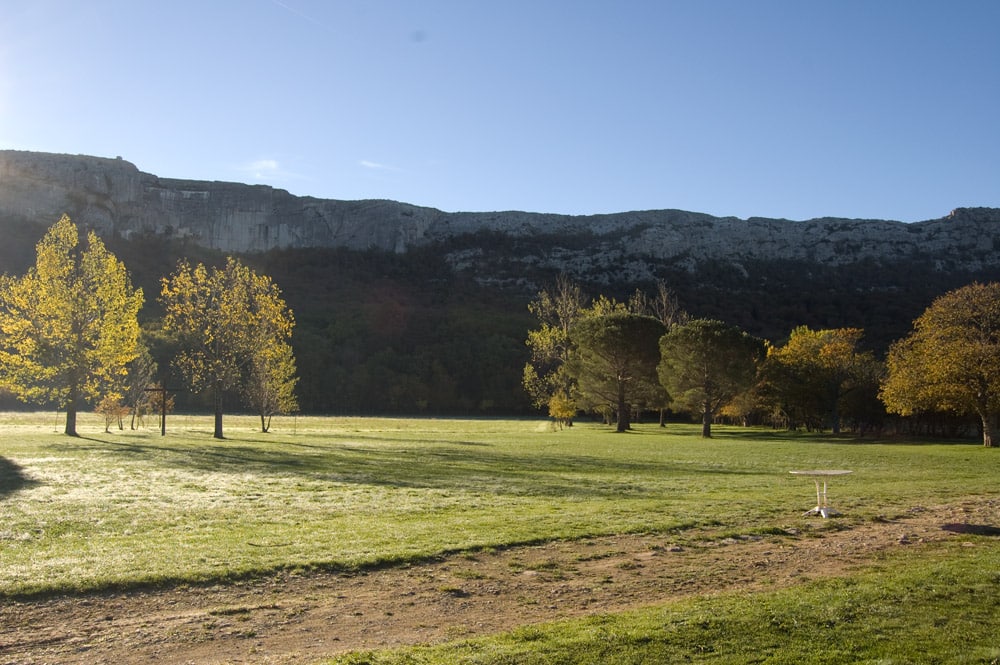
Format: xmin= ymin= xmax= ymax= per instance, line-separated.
xmin=881 ymin=282 xmax=1000 ymax=447
xmin=628 ymin=281 xmax=686 ymax=425
xmin=0 ymin=215 xmax=144 ymax=436
xmin=524 ymin=280 xmax=686 ymax=427
xmin=658 ymin=319 xmax=764 ymax=438
xmin=763 ymin=327 xmax=881 ymax=434
xmin=568 ymin=313 xmax=665 ymax=432
xmin=160 ymin=257 xmax=297 ymax=438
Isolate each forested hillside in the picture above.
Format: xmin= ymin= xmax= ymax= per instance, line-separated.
xmin=4 ymin=211 xmax=1000 ymax=416
xmin=104 ymin=235 xmax=536 ymax=415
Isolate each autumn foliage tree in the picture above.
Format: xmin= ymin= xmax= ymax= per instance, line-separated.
xmin=763 ymin=327 xmax=882 ymax=433
xmin=881 ymin=282 xmax=1000 ymax=447
xmin=241 ymin=283 xmax=299 ymax=432
xmin=0 ymin=216 xmax=144 ymax=436
xmin=160 ymin=257 xmax=297 ymax=438
xmin=119 ymin=342 xmax=158 ymax=430
xmin=522 ymin=275 xmax=589 ymax=424
xmin=95 ymin=394 xmax=130 ymax=433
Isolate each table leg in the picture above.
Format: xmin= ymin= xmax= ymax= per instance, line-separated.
xmin=803 ymin=479 xmax=840 ymax=518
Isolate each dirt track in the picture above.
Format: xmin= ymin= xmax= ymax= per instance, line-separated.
xmin=2 ymin=498 xmax=998 ymax=665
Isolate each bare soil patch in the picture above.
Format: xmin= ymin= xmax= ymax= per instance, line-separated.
xmin=2 ymin=498 xmax=997 ymax=665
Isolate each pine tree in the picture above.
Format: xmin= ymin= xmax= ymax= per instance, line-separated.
xmin=568 ymin=313 xmax=665 ymax=433
xmin=658 ymin=319 xmax=764 ymax=438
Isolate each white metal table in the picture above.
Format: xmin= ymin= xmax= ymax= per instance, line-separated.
xmin=789 ymin=470 xmax=853 ymax=518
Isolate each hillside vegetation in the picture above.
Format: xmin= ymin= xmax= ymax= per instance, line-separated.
xmin=3 ymin=219 xmax=1000 ymax=416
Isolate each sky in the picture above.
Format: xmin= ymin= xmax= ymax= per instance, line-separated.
xmin=0 ymin=1 xmax=997 ymax=222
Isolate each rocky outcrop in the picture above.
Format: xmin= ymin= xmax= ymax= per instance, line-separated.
xmin=2 ymin=150 xmax=998 ymax=270
xmin=0 ymin=151 xmax=447 ymax=253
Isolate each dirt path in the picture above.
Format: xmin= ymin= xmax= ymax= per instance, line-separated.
xmin=2 ymin=498 xmax=998 ymax=665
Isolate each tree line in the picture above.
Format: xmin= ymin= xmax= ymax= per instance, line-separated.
xmin=70 ymin=224 xmax=996 ymax=418
xmin=524 ymin=275 xmax=1000 ymax=446
xmin=0 ymin=216 xmax=298 ymax=438
xmin=4 ymin=216 xmax=1000 ymax=446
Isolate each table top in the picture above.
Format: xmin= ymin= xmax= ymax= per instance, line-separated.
xmin=789 ymin=469 xmax=853 ymax=476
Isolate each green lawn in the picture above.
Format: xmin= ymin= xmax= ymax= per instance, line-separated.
xmin=2 ymin=413 xmax=999 ymax=663
xmin=1 ymin=413 xmax=996 ymax=598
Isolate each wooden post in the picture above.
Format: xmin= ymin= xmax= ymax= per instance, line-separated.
xmin=144 ymin=385 xmax=181 ymax=436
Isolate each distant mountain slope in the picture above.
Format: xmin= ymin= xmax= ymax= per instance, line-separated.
xmin=2 ymin=150 xmax=998 ymax=274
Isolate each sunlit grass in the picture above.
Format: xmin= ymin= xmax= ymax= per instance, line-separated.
xmin=1 ymin=412 xmax=998 ymax=596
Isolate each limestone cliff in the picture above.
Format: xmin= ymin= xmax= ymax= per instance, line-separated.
xmin=1 ymin=150 xmax=997 ymax=271
xmin=0 ymin=150 xmax=443 ymax=253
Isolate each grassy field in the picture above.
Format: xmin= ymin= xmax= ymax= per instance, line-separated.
xmin=2 ymin=412 xmax=999 ymax=661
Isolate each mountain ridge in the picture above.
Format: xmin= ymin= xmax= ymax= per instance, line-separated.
xmin=3 ymin=150 xmax=997 ymax=271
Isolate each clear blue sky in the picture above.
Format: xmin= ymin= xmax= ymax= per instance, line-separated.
xmin=1 ymin=1 xmax=997 ymax=222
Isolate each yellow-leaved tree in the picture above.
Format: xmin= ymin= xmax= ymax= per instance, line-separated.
xmin=241 ymin=267 xmax=298 ymax=433
xmin=160 ymin=257 xmax=297 ymax=438
xmin=763 ymin=327 xmax=882 ymax=434
xmin=0 ymin=215 xmax=144 ymax=436
xmin=522 ymin=275 xmax=589 ymax=425
xmin=881 ymin=282 xmax=1000 ymax=447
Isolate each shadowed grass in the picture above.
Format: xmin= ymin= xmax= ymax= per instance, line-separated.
xmin=0 ymin=456 xmax=37 ymax=499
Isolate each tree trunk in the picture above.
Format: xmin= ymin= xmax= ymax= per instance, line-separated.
xmin=213 ymin=382 xmax=225 ymax=440
xmin=65 ymin=408 xmax=78 ymax=437
xmin=65 ymin=383 xmax=80 ymax=437
xmin=702 ymin=400 xmax=712 ymax=438
xmin=659 ymin=408 xmax=666 ymax=428
xmin=616 ymin=381 xmax=630 ymax=433
xmin=981 ymin=412 xmax=994 ymax=448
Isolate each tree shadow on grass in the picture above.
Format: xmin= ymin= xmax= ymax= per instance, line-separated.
xmin=715 ymin=427 xmax=986 ymax=447
xmin=941 ymin=523 xmax=1000 ymax=537
xmin=62 ymin=432 xmax=764 ymax=501
xmin=0 ymin=456 xmax=38 ymax=499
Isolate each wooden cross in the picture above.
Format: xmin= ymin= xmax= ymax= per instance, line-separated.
xmin=144 ymin=384 xmax=183 ymax=436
